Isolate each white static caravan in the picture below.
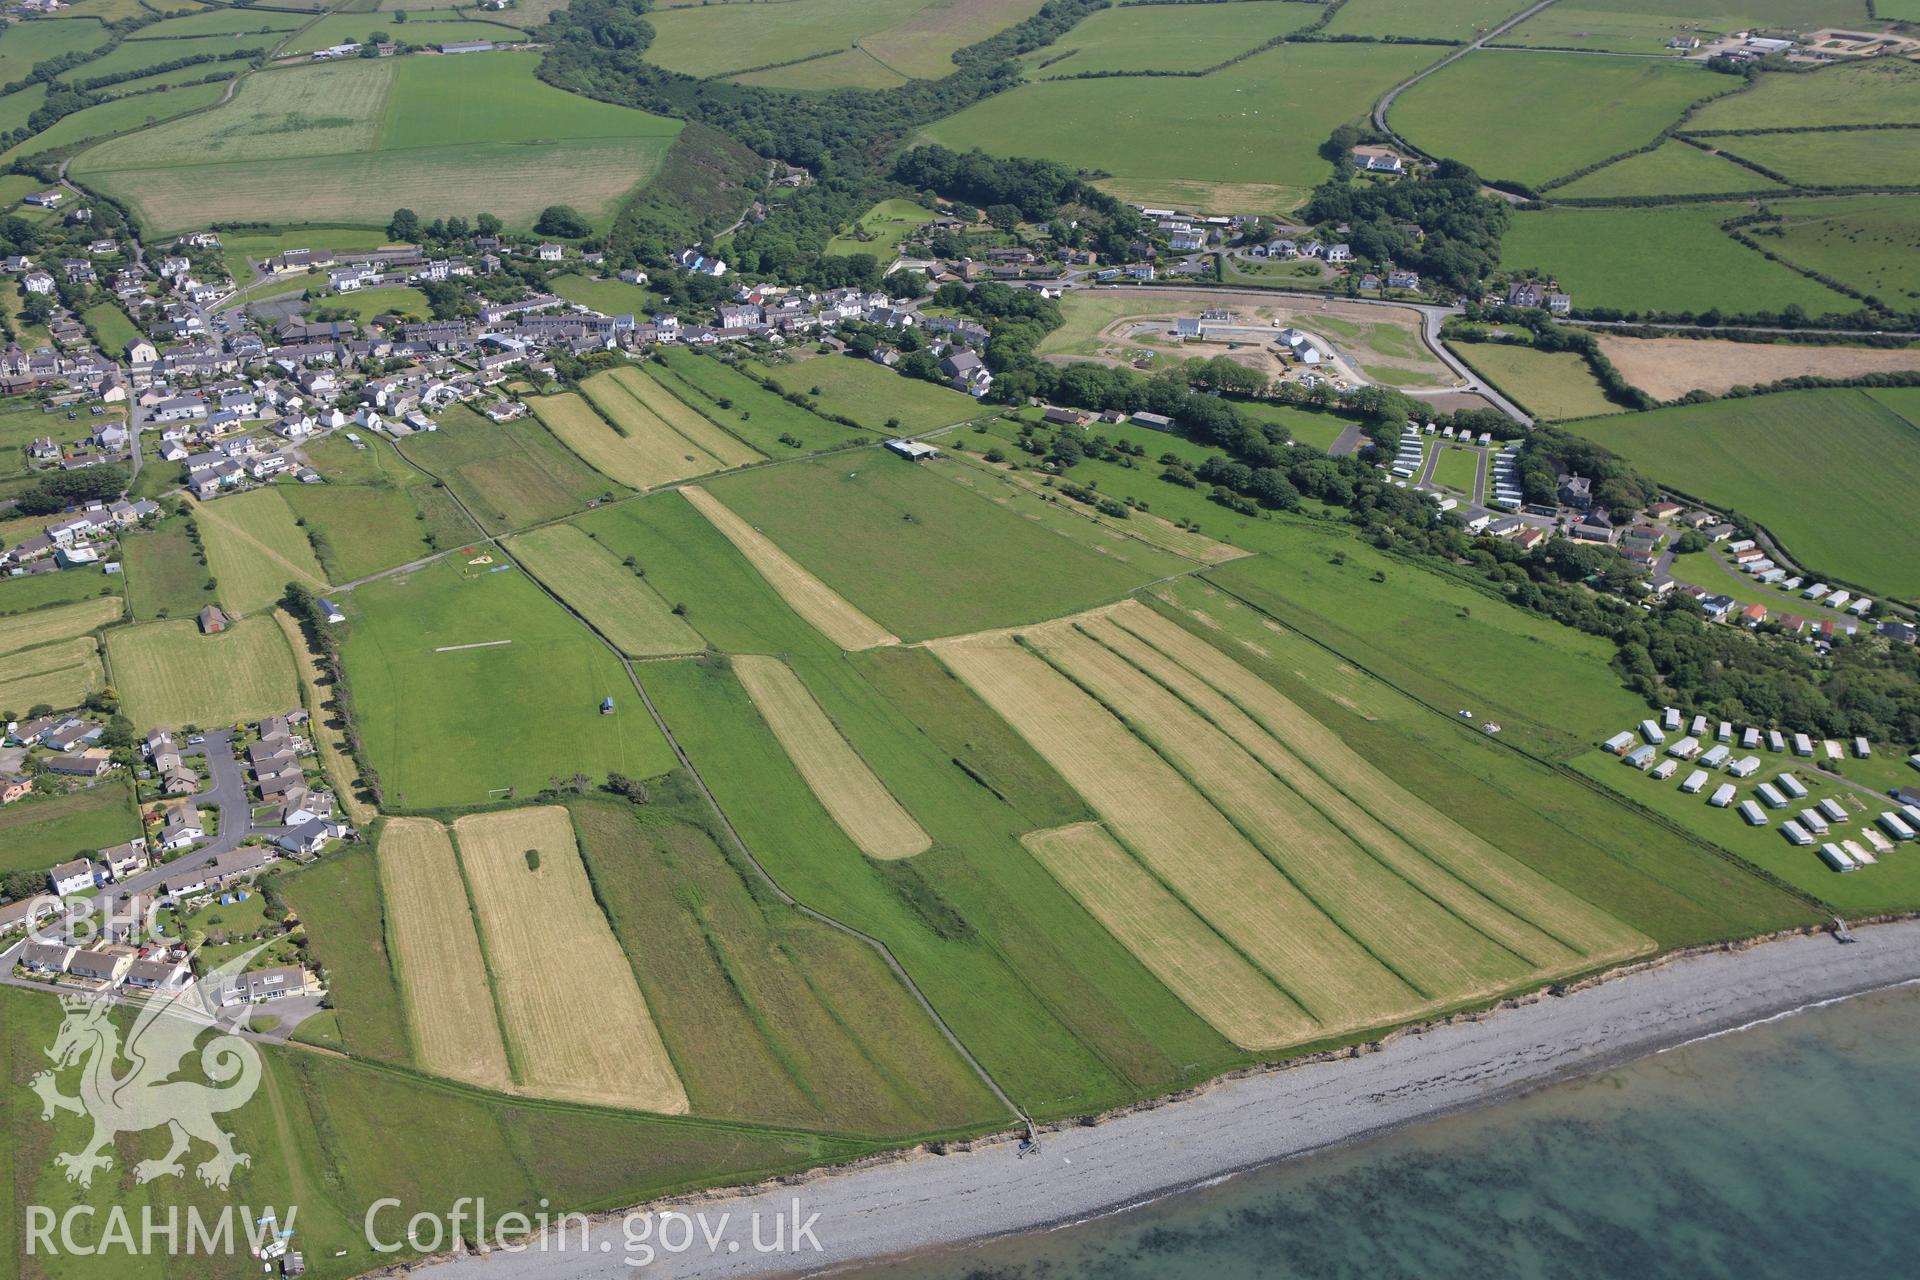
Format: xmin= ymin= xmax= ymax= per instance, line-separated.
xmin=1777 ymin=773 xmax=1808 ymax=800
xmin=1854 ymin=737 xmax=1872 ymax=759
xmin=1756 ymin=783 xmax=1788 ymax=809
xmin=1604 ymin=731 xmax=1637 ymax=755
xmin=1781 ymin=819 xmax=1814 ymax=847
xmin=1709 ymin=783 xmax=1737 ymax=808
xmin=1843 ymin=840 xmax=1876 ymax=866
xmin=1650 ymin=759 xmax=1679 ymax=782
xmin=1801 ymin=810 xmax=1830 ymax=836
xmin=1908 ymin=752 xmax=1920 ymax=772
xmin=1818 ymin=844 xmax=1858 ymax=873
xmin=1802 ymin=582 xmax=1828 ymax=599
xmin=1792 ymin=733 xmax=1814 ymax=757
xmin=1880 ymin=812 xmax=1917 ymax=842
xmin=1741 ymin=727 xmax=1761 ymax=750
xmin=1663 ymin=707 xmax=1682 ymax=731
xmin=1827 ymin=590 xmax=1852 ymax=610
xmin=1625 ymin=745 xmax=1657 ymax=770
xmin=1717 ymin=721 xmax=1734 ymax=743
xmin=1817 ymin=797 xmax=1849 ymax=824
xmin=1728 ymin=756 xmax=1761 ymax=779
xmin=1768 ymin=730 xmax=1786 ymax=753
xmin=1640 ymin=719 xmax=1666 ymax=745
xmin=1903 ymin=803 xmax=1920 ymax=831
xmin=1680 ymin=769 xmax=1710 ymax=794
xmin=1667 ymin=736 xmax=1701 ymax=760
xmin=1691 ymin=714 xmax=1709 ymax=737
xmin=1739 ymin=801 xmax=1768 ymax=826
xmin=1701 ymin=744 xmax=1732 ymax=769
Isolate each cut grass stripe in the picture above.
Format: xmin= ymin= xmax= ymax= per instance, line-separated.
xmin=732 ymin=654 xmax=930 ymax=860
xmin=598 ymin=365 xmax=762 ymax=468
xmin=1022 ymin=822 xmax=1312 ymax=1050
xmin=533 ymin=390 xmax=723 ymax=490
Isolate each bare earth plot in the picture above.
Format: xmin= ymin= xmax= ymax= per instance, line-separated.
xmin=454 ymin=807 xmax=688 ymax=1113
xmin=678 ymin=486 xmax=899 ymax=651
xmin=377 ymin=817 xmax=514 ymax=1092
xmin=732 ymin=655 xmax=930 ymax=860
xmin=1594 ymin=335 xmax=1920 ymax=401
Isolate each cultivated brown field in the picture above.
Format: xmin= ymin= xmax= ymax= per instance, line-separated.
xmin=679 ymin=486 xmax=899 ymax=650
xmin=1022 ymin=822 xmax=1309 ymax=1049
xmin=453 ymin=807 xmax=688 ymax=1113
xmin=1595 ymin=334 xmax=1920 ymax=401
xmin=377 ymin=818 xmax=513 ymax=1092
xmin=733 ymin=655 xmax=930 ymax=859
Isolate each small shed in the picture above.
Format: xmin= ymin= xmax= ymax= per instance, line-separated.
xmin=197 ymin=605 xmax=229 ymax=635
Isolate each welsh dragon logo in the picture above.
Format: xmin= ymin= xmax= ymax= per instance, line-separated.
xmin=30 ymin=945 xmax=267 ymax=1189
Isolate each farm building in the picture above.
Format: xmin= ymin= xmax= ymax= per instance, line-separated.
xmin=1818 ymin=844 xmax=1858 ymax=873
xmin=198 ymin=605 xmax=229 ymax=635
xmin=1709 ymin=784 xmax=1736 ymax=808
xmin=1738 ymin=801 xmax=1767 ymax=826
xmin=1818 ymin=798 xmax=1850 ymax=824
xmin=1778 ymin=773 xmax=1808 ymax=799
xmin=884 ymin=440 xmax=941 ymax=462
xmin=1782 ymin=820 xmax=1813 ymax=847
xmin=1881 ymin=812 xmax=1917 ymax=841
xmin=1680 ymin=769 xmax=1709 ymax=794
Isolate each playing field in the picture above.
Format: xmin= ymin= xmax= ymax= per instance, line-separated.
xmin=377 ymin=817 xmax=513 ymax=1092
xmin=506 ymin=522 xmax=704 ymax=657
xmin=1750 ymin=196 xmax=1920 ymax=307
xmin=924 ymin=42 xmax=1436 ymax=213
xmin=1023 ymin=1 xmax=1311 ymax=77
xmin=106 ymin=615 xmax=299 ymax=729
xmin=933 ymin=604 xmax=1650 ymax=1046
xmin=191 ymin=489 xmax=328 ymax=615
xmin=0 ymin=635 xmax=103 ymax=715
xmin=1392 ymin=51 xmax=1715 ymax=189
xmin=645 ymin=0 xmax=1045 ymax=86
xmin=1456 ymin=343 xmax=1622 ymax=420
xmin=0 ymin=596 xmax=122 ymax=658
xmin=701 ymin=455 xmax=1171 ymax=641
xmin=1500 ymin=203 xmax=1858 ymax=317
xmin=678 ymin=486 xmax=900 ymax=650
xmin=453 ymin=807 xmax=688 ymax=1113
xmin=338 ymin=558 xmax=675 ymax=809
xmin=398 ymin=404 xmax=625 ymax=534
xmin=1555 ymin=140 xmax=1785 ymax=200
xmin=1021 ymin=822 xmax=1310 ymax=1050
xmin=70 ymin=53 xmax=682 ymax=234
xmin=733 ymin=655 xmax=930 ymax=860
xmin=1686 ymin=56 xmax=1920 ymax=131
xmin=1568 ymin=389 xmax=1920 ymax=599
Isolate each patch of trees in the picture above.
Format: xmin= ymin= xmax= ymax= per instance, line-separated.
xmin=13 ymin=466 xmax=129 ymax=518
xmin=281 ymin=583 xmax=381 ymax=809
xmin=1300 ymin=154 xmax=1509 ymax=291
xmin=894 ymin=144 xmax=1143 ymax=256
xmin=1510 ymin=427 xmax=1657 ymax=519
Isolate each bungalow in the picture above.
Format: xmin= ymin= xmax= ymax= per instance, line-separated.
xmin=124 ymin=954 xmax=190 ymax=991
xmin=279 ymin=819 xmax=344 ymax=855
xmin=157 ymin=803 xmax=204 ymax=852
xmin=46 ymin=750 xmax=111 ymax=778
xmin=67 ymin=945 xmax=136 ymax=987
xmin=215 ymin=964 xmax=311 ymax=1007
xmin=49 ymin=859 xmax=96 ymax=896
xmin=18 ymin=941 xmax=75 ymax=974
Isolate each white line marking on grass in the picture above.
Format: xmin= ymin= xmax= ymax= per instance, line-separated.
xmin=434 ymin=640 xmax=513 ymax=652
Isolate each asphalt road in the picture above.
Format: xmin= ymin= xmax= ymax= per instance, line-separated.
xmin=102 ymin=729 xmax=254 ymax=914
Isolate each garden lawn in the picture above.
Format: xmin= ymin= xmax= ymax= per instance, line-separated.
xmin=337 ymin=558 xmax=675 ymax=810
xmin=825 ymin=197 xmax=934 ymax=259
xmin=1500 ymin=203 xmax=1858 ymax=316
xmin=1457 ymin=343 xmax=1623 ymax=420
xmin=78 ymin=302 xmax=141 ymax=355
xmin=704 ymin=454 xmax=1172 ymax=641
xmin=750 ymin=355 xmax=981 ymax=433
xmin=1569 ymin=388 xmax=1920 ymax=599
xmin=1392 ymin=50 xmax=1718 ymax=189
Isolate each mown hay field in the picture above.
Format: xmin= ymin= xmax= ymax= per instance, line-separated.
xmin=1022 ymin=822 xmax=1309 ymax=1050
xmin=733 ymin=655 xmax=930 ymax=860
xmin=0 ymin=635 xmax=103 ymax=715
xmin=506 ymin=522 xmax=704 ymax=657
xmin=1594 ymin=332 xmax=1920 ymax=400
xmin=106 ymin=615 xmax=299 ymax=728
xmin=678 ymin=486 xmax=899 ymax=651
xmin=337 ymin=559 xmax=675 ymax=809
xmin=750 ymin=354 xmax=980 ymax=433
xmin=453 ymin=807 xmax=688 ymax=1113
xmin=654 ymin=348 xmax=876 ymax=454
xmin=540 ymin=367 xmax=757 ymax=490
xmin=1392 ymin=51 xmax=1716 ymax=188
xmin=6 ymin=82 xmax=226 ymax=163
xmin=1327 ymin=0 xmax=1529 ymax=38
xmin=1716 ymin=128 xmax=1920 ymax=189
xmin=191 ymin=489 xmax=328 ymax=615
xmin=377 ymin=818 xmax=513 ymax=1092
xmin=592 ymin=365 xmax=760 ymax=467
xmin=1023 ymin=1 xmax=1310 ymax=77
xmin=0 ymin=595 xmax=122 ymax=657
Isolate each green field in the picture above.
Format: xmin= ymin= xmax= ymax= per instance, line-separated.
xmin=925 ymin=42 xmax=1436 ymax=213
xmin=1687 ymin=57 xmax=1920 ymax=131
xmin=1752 ymin=196 xmax=1920 ymax=306
xmin=1555 ymin=139 xmax=1785 ymax=199
xmin=284 ymin=14 xmax=526 ymax=53
xmin=126 ymin=8 xmax=305 ymax=38
xmin=107 ymin=614 xmax=301 ymax=729
xmin=574 ymin=796 xmax=1005 ymax=1133
xmin=0 ymin=780 xmax=137 ymax=877
xmin=3 ymin=80 xmax=226 ymax=161
xmin=1428 ymin=444 xmax=1483 ymax=494
xmin=703 ymin=454 xmax=1173 ymax=641
xmin=59 ymin=33 xmax=259 ymax=82
xmin=278 ymin=846 xmax=414 ymax=1063
xmin=1499 ymin=0 xmax=1863 ymax=52
xmin=192 ymin=488 xmax=328 ymax=614
xmin=1457 ymin=342 xmax=1623 ymax=420
xmin=395 ymin=403 xmax=624 ymax=534
xmin=825 ymin=197 xmax=934 ymax=259
xmin=1715 ymin=128 xmax=1920 ymax=189
xmin=1393 ymin=51 xmax=1717 ymax=188
xmin=1500 ymin=203 xmax=1859 ymax=316
xmin=750 ymin=355 xmax=981 ymax=433
xmin=1570 ymin=389 xmax=1920 ymax=599
xmin=338 ymin=558 xmax=676 ymax=810
xmin=1024 ymin=0 xmax=1312 ymax=76
xmin=0 ymin=85 xmax=48 ymax=137
xmin=121 ymin=515 xmax=219 ymax=621
xmin=78 ymin=301 xmax=141 ymax=355
xmin=0 ymin=565 xmax=120 ymax=615
xmin=549 ymin=271 xmax=657 ymax=317
xmin=284 ymin=433 xmax=476 ymax=581
xmin=310 ymin=284 xmax=429 ymax=324
xmin=219 ymin=226 xmax=401 ymax=285
xmin=1327 ymin=0 xmax=1535 ymax=39
xmin=71 ymin=53 xmax=683 ymax=235
xmin=0 ymin=17 xmax=109 ymax=85
xmin=507 ymin=521 xmax=705 ymax=657
xmin=654 ymin=348 xmax=875 ymax=453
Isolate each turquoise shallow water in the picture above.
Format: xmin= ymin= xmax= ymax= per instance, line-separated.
xmin=850 ymin=984 xmax=1920 ymax=1279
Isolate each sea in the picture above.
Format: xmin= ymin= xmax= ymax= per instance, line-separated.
xmin=846 ymin=983 xmax=1920 ymax=1280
